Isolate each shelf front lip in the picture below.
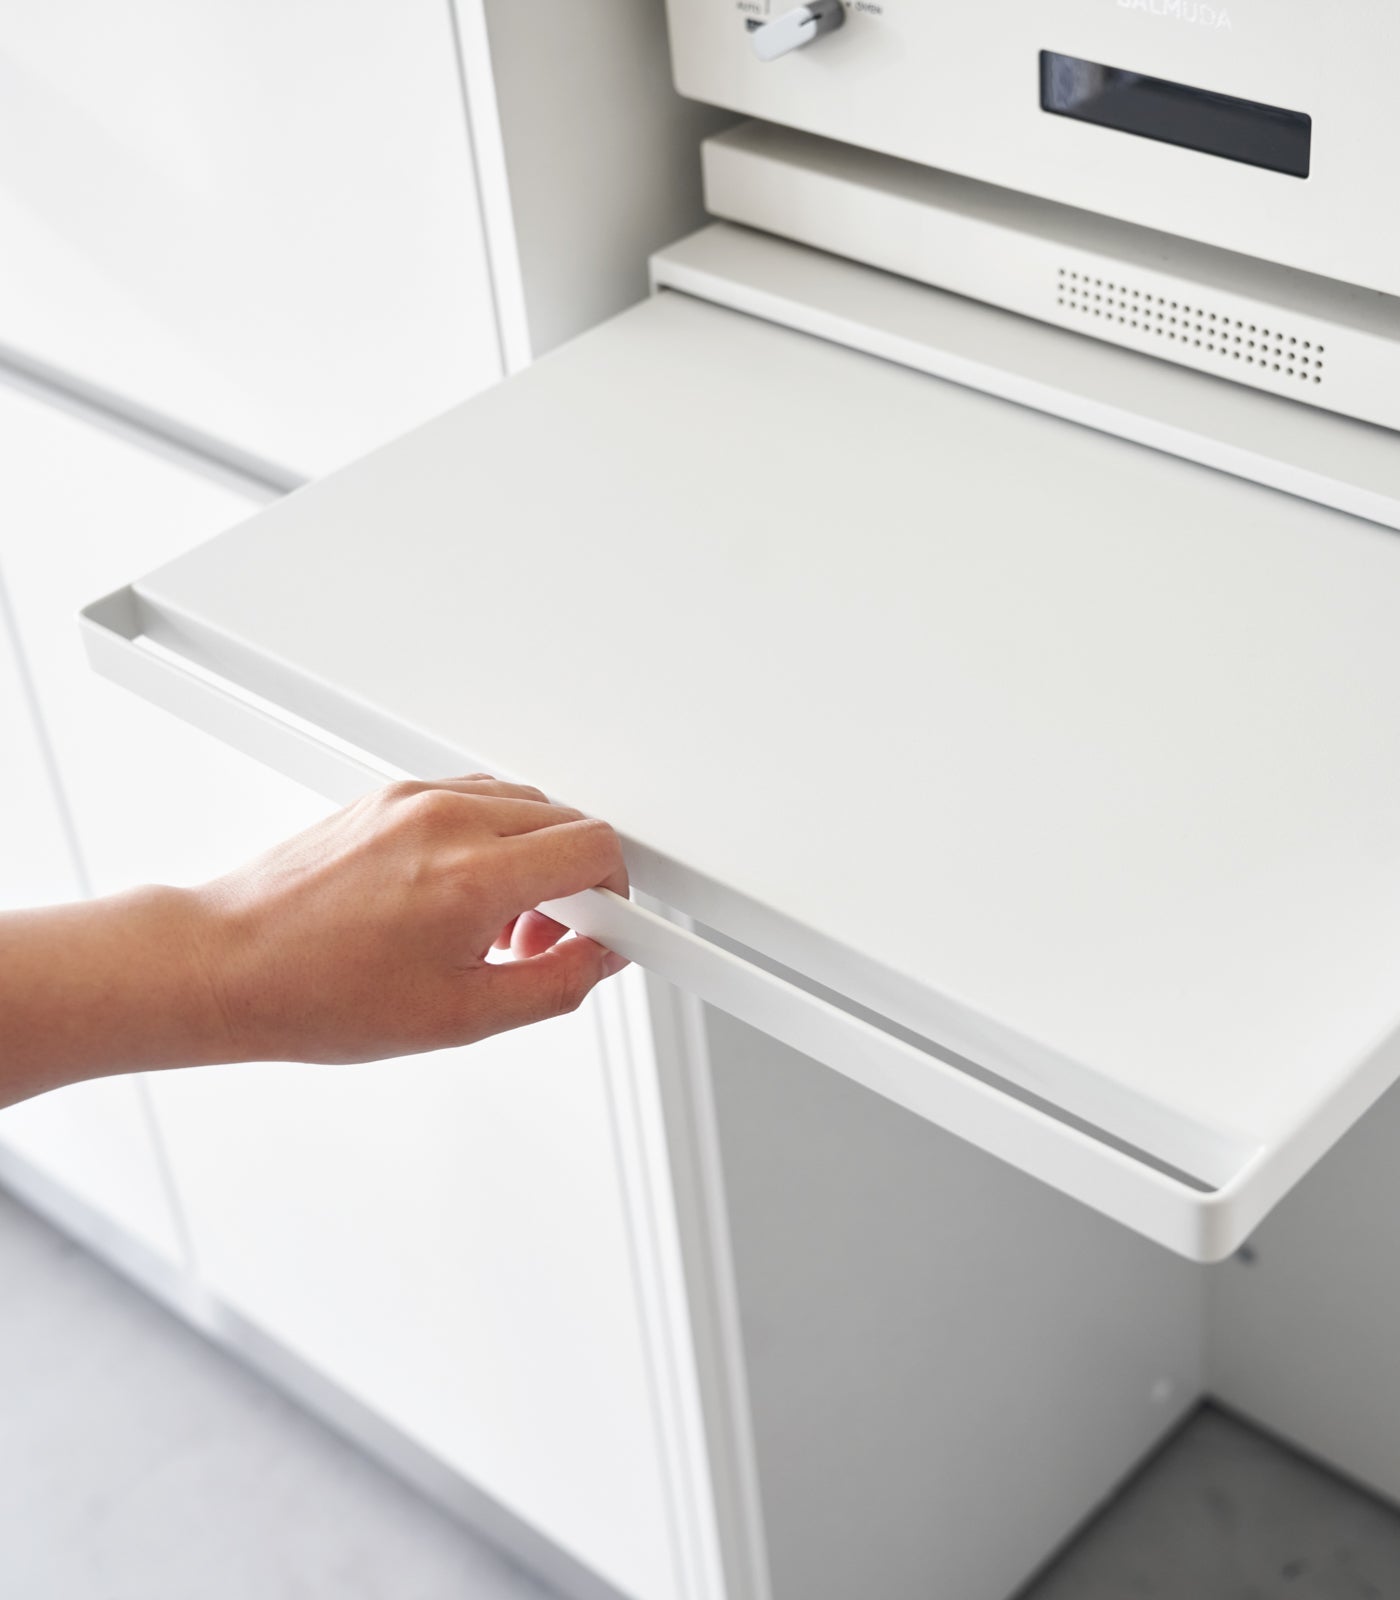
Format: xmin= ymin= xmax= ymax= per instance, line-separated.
xmin=80 ymin=582 xmax=1292 ymax=1261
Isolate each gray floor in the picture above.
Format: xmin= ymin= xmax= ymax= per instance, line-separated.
xmin=0 ymin=1191 xmax=557 ymax=1600
xmin=1021 ymin=1407 xmax=1400 ymax=1600
xmin=3 ymin=1188 xmax=1399 ymax=1600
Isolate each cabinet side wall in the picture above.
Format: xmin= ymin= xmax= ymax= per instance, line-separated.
xmin=470 ymin=0 xmax=732 ymax=363
xmin=703 ymin=1007 xmax=1206 ymax=1600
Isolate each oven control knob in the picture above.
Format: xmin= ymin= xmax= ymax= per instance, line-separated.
xmin=750 ymin=0 xmax=845 ymax=62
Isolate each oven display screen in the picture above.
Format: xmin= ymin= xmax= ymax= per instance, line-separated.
xmin=1039 ymin=51 xmax=1311 ymax=178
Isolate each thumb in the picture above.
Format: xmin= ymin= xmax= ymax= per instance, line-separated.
xmin=476 ymin=936 xmax=625 ymax=1035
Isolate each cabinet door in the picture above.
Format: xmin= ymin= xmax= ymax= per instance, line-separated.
xmin=0 ymin=1 xmax=501 ymax=477
xmin=0 ymin=380 xmax=681 ymax=1600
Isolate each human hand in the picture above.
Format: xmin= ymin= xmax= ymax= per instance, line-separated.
xmin=188 ymin=776 xmax=629 ymax=1065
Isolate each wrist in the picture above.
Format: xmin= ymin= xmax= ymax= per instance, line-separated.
xmin=150 ymin=883 xmax=256 ymax=1068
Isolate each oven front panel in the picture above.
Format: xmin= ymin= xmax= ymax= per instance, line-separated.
xmin=666 ymin=0 xmax=1400 ymax=296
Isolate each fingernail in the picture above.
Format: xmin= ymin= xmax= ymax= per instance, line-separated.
xmin=601 ymin=949 xmax=629 ymax=978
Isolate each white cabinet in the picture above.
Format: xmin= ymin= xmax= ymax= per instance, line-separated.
xmin=0 ymin=1 xmax=503 ymax=478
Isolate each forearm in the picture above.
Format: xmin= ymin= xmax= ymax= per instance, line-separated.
xmin=0 ymin=888 xmax=233 ymax=1109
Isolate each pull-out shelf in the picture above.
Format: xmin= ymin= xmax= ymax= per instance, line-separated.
xmin=84 ymin=227 xmax=1400 ymax=1262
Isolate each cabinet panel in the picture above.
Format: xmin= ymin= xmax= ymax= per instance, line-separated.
xmin=0 ymin=1 xmax=501 ymax=477
xmin=471 ymin=0 xmax=731 ymax=364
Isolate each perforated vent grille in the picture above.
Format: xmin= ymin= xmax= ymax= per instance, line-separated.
xmin=1056 ymin=267 xmax=1324 ymax=386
